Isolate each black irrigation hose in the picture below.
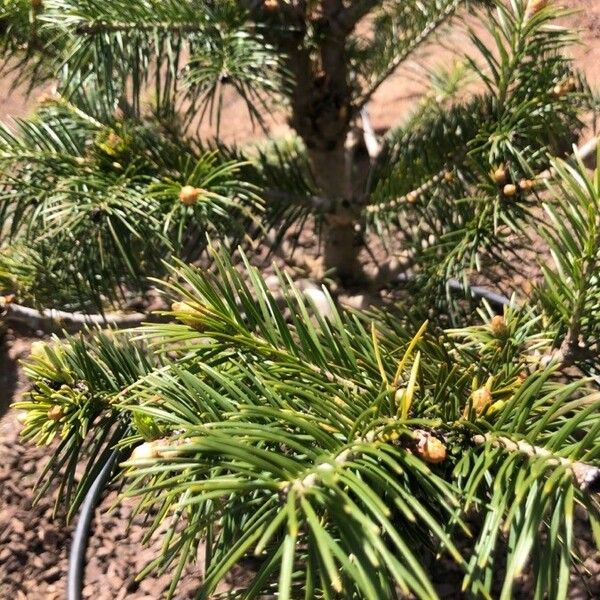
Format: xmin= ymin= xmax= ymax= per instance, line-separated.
xmin=394 ymin=273 xmax=513 ymax=310
xmin=446 ymin=278 xmax=513 ymax=309
xmin=66 ymin=281 xmax=512 ymax=600
xmin=67 ymin=450 xmax=119 ymax=600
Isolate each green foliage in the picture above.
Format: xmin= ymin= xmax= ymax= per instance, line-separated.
xmin=185 ymin=28 xmax=290 ymax=132
xmin=4 ymin=0 xmax=290 ymax=124
xmin=0 ymin=94 xmax=260 ymax=309
xmin=535 ymin=150 xmax=600 ymax=376
xmin=3 ymin=1 xmax=600 ymax=599
xmin=16 ymin=331 xmax=157 ymax=518
xmin=352 ymin=0 xmax=476 ymax=105
xmin=19 ymin=248 xmax=600 ymax=598
xmin=0 ymin=0 xmax=59 ymax=89
xmin=0 ymin=0 xmax=590 ymax=309
xmin=367 ymin=0 xmax=588 ymax=289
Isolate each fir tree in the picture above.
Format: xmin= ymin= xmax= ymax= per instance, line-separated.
xmin=1 ymin=1 xmax=599 ymax=598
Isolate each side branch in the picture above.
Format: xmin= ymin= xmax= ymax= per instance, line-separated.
xmin=1 ymin=302 xmax=149 ymax=332
xmin=367 ymin=136 xmax=600 ymax=218
xmin=74 ymin=22 xmax=204 ymax=35
xmin=473 ymin=433 xmax=600 ymax=493
xmin=366 ymin=166 xmax=451 ymax=215
xmin=264 ymin=189 xmax=337 ymax=213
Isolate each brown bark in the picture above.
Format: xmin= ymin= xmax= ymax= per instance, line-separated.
xmin=1 ymin=302 xmax=151 ymax=333
xmin=258 ymin=1 xmax=376 ymax=282
xmin=290 ymin=3 xmax=365 ymax=281
xmin=307 ymin=144 xmax=364 ymax=281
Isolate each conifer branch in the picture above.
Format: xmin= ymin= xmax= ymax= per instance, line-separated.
xmin=367 ymin=136 xmax=600 ymax=217
xmin=74 ymin=22 xmax=205 ymax=35
xmin=1 ymin=302 xmax=149 ymax=332
xmin=366 ymin=166 xmax=451 ymax=214
xmin=472 ymin=433 xmax=600 ymax=493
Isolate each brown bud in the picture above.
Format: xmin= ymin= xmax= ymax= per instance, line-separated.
xmin=518 ymin=179 xmax=535 ymax=191
xmin=263 ymin=0 xmax=278 ymax=10
xmin=414 ymin=431 xmax=447 ymax=464
xmin=443 ymin=170 xmax=455 ymax=183
xmin=0 ymin=294 xmax=14 ymax=306
xmin=406 ymin=191 xmax=418 ymax=204
xmin=553 ymin=77 xmax=577 ymax=98
xmin=471 ymin=387 xmax=492 ymax=416
xmin=31 ymin=0 xmax=43 ymax=11
xmin=493 ymin=165 xmax=508 ymax=184
xmin=490 ymin=315 xmax=508 ymax=338
xmin=503 ymin=183 xmax=517 ymax=197
xmin=179 ymin=185 xmax=202 ymax=206
xmin=106 ymin=131 xmax=122 ymax=148
xmin=36 ymin=91 xmax=57 ymax=105
xmin=47 ymin=405 xmax=64 ymax=422
xmin=565 ymin=77 xmax=577 ymax=93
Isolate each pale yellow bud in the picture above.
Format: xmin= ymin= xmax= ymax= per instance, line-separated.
xmin=493 ymin=165 xmax=508 ymax=184
xmin=29 ymin=341 xmax=48 ymax=360
xmin=130 ymin=441 xmax=161 ymax=461
xmin=179 ymin=185 xmax=202 ymax=206
xmin=519 ymin=179 xmax=535 ymax=191
xmin=47 ymin=405 xmax=64 ymax=422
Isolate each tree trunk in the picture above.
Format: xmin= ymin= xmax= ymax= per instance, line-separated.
xmin=264 ymin=0 xmax=368 ymax=282
xmin=308 ymin=145 xmax=363 ymax=283
xmin=322 ymin=216 xmax=362 ymax=283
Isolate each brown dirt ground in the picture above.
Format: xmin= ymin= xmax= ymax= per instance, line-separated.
xmin=2 ymin=2 xmax=600 ymax=598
